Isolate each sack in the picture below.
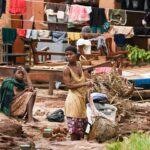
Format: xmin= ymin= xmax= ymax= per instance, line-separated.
xmin=88 ymin=117 xmax=118 ymax=142
xmin=47 ymin=109 xmax=64 ymax=122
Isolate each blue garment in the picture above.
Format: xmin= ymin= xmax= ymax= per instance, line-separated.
xmin=91 ymin=92 xmax=108 ymax=103
xmin=114 ymin=34 xmax=126 ymax=47
xmin=52 ymin=31 xmax=67 ymax=43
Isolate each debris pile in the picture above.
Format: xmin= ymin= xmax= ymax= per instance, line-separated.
xmin=43 ymin=127 xmax=68 ymax=142
xmin=0 ymin=115 xmax=35 ymax=149
xmin=92 ymin=69 xmax=134 ymax=121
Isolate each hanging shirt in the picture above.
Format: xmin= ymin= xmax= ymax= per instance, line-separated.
xmin=0 ymin=0 xmax=6 ymax=17
xmin=9 ymin=0 xmax=26 ymax=14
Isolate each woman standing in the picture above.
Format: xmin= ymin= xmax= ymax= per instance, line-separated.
xmin=63 ymin=46 xmax=93 ymax=140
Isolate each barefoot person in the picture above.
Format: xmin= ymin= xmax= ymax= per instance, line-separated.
xmin=0 ymin=66 xmax=36 ymax=123
xmin=63 ymin=46 xmax=93 ymax=141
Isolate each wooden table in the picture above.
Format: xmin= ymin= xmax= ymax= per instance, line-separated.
xmin=30 ymin=66 xmax=64 ymax=95
xmin=0 ymin=61 xmax=112 ymax=95
xmin=0 ymin=65 xmax=64 ymax=95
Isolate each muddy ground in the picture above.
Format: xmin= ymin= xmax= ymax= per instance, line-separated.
xmin=1 ymin=88 xmax=150 ymax=150
xmin=21 ymin=88 xmax=106 ymax=150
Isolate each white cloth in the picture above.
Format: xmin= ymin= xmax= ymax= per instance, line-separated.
xmin=76 ymin=38 xmax=91 ymax=54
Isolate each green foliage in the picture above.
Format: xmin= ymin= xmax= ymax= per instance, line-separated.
xmin=126 ymin=45 xmax=150 ymax=64
xmin=107 ymin=132 xmax=150 ymax=150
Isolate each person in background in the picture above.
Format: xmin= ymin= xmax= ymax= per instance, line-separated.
xmin=63 ymin=45 xmax=94 ymax=140
xmin=0 ymin=66 xmax=36 ymax=123
xmin=76 ymin=26 xmax=102 ymax=55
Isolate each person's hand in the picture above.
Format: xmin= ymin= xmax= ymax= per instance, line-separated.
xmin=92 ymin=109 xmax=101 ymax=117
xmin=28 ymin=85 xmax=34 ymax=92
xmin=85 ymin=80 xmax=94 ymax=87
xmin=17 ymin=66 xmax=27 ymax=75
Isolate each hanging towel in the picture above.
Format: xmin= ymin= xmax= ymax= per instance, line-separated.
xmin=45 ymin=3 xmax=68 ymax=23
xmin=0 ymin=0 xmax=6 ymax=17
xmin=67 ymin=32 xmax=81 ymax=43
xmin=17 ymin=29 xmax=26 ymax=37
xmin=25 ymin=29 xmax=38 ymax=39
xmin=52 ymin=31 xmax=67 ymax=43
xmin=69 ymin=4 xmax=91 ymax=24
xmin=9 ymin=0 xmax=26 ymax=14
xmin=110 ymin=26 xmax=134 ymax=38
xmin=38 ymin=30 xmax=51 ymax=39
xmin=2 ymin=28 xmax=17 ymax=44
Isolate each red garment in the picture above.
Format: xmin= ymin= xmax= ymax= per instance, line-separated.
xmin=9 ymin=0 xmax=26 ymax=14
xmin=17 ymin=29 xmax=26 ymax=37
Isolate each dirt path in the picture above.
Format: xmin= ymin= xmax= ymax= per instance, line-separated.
xmin=22 ymin=89 xmax=106 ymax=150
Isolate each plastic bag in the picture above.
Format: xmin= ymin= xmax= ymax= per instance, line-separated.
xmin=47 ymin=109 xmax=64 ymax=122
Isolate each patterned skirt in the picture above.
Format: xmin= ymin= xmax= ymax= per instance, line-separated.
xmin=66 ymin=117 xmax=88 ymax=138
xmin=10 ymin=91 xmax=33 ymax=117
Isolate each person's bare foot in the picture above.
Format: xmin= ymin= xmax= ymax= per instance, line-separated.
xmin=26 ymin=117 xmax=34 ymax=123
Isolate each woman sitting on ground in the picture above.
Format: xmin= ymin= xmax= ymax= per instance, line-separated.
xmin=0 ymin=66 xmax=36 ymax=123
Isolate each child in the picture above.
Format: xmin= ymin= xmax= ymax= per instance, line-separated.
xmin=0 ymin=66 xmax=36 ymax=123
xmin=63 ymin=46 xmax=93 ymax=140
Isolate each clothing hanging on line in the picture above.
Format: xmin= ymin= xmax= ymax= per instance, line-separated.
xmin=108 ymin=9 xmax=127 ymax=26
xmin=0 ymin=0 xmax=6 ymax=17
xmin=45 ymin=3 xmax=69 ymax=23
xmin=9 ymin=0 xmax=26 ymax=15
xmin=90 ymin=7 xmax=107 ymax=28
xmin=110 ymin=25 xmax=134 ymax=38
xmin=120 ymin=0 xmax=150 ymax=11
xmin=2 ymin=28 xmax=17 ymax=44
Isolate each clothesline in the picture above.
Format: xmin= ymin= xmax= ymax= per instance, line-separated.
xmin=23 ymin=0 xmax=147 ymax=14
xmin=24 ymin=0 xmax=67 ymax=4
xmin=5 ymin=18 xmax=150 ymax=29
xmin=106 ymin=8 xmax=146 ymax=14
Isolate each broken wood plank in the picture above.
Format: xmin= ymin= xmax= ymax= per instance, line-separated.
xmin=131 ymin=89 xmax=150 ymax=100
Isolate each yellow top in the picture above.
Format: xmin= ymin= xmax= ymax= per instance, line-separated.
xmin=64 ymin=62 xmax=87 ymax=118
